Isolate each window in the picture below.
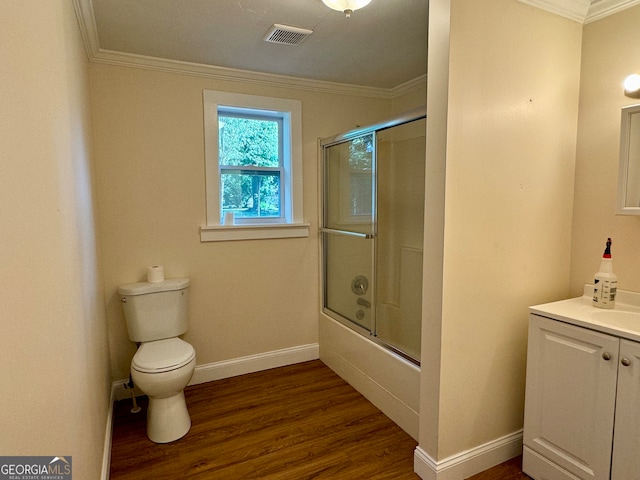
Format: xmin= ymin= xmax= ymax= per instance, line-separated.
xmin=201 ymin=91 xmax=308 ymax=241
xmin=219 ymin=111 xmax=283 ymax=222
xmin=346 ymin=134 xmax=374 ymax=221
xmin=324 ymin=133 xmax=374 ymax=228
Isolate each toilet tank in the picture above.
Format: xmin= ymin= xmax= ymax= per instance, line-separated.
xmin=118 ymin=278 xmax=190 ymax=343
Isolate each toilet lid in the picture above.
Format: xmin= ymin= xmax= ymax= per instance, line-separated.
xmin=132 ymin=338 xmax=195 ymax=374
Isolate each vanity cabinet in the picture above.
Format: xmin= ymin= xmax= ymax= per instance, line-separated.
xmin=610 ymin=338 xmax=640 ymax=479
xmin=523 ymin=314 xmax=640 ymax=480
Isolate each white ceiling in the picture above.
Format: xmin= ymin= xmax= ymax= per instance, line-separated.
xmin=87 ymin=0 xmax=428 ymax=90
xmin=77 ymin=0 xmax=640 ymax=92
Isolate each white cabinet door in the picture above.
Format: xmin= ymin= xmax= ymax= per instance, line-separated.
xmin=611 ymin=339 xmax=640 ymax=480
xmin=523 ymin=315 xmax=619 ymax=480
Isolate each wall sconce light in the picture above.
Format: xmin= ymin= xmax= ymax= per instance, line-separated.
xmin=624 ymin=74 xmax=640 ymax=99
xmin=322 ymin=0 xmax=372 ymax=18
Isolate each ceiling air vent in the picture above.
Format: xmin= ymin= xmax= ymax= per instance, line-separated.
xmin=264 ymin=24 xmax=313 ymax=46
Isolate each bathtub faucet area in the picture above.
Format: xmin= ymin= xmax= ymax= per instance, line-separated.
xmin=357 ymin=297 xmax=371 ymax=308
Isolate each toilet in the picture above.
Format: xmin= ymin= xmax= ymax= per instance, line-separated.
xmin=118 ymin=278 xmax=196 ymax=443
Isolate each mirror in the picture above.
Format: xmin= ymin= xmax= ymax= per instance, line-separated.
xmin=617 ymin=104 xmax=640 ymax=214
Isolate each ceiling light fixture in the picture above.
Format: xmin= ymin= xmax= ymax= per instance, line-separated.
xmin=322 ymin=0 xmax=372 ymax=18
xmin=624 ymin=74 xmax=640 ymax=98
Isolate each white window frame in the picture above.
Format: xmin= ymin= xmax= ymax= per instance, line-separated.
xmin=200 ymin=90 xmax=308 ymax=242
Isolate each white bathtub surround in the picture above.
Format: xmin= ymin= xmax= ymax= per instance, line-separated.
xmin=319 ymin=314 xmax=420 ymax=440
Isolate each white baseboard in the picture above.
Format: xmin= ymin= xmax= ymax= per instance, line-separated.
xmin=101 ymin=384 xmax=115 ymax=480
xmin=189 ymin=343 xmax=319 ymax=385
xmin=414 ymin=430 xmax=523 ymax=480
xmin=113 ymin=343 xmax=320 ymax=401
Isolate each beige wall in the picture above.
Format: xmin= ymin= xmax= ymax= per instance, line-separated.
xmin=570 ymin=5 xmax=640 ymax=295
xmin=393 ymin=82 xmax=427 ymax=115
xmin=89 ymin=64 xmax=399 ymax=380
xmin=419 ymin=0 xmax=583 ymax=460
xmin=11 ymin=0 xmax=628 ymax=474
xmin=0 ymin=2 xmax=111 ymax=478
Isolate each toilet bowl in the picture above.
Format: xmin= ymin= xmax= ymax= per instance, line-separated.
xmin=118 ymin=277 xmax=196 ymax=444
xmin=131 ymin=337 xmax=196 ymax=443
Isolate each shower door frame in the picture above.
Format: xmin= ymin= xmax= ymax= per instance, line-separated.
xmin=319 ymin=107 xmax=426 ymax=366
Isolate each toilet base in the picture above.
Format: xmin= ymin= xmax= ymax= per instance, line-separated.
xmin=146 ymin=391 xmax=191 ymax=443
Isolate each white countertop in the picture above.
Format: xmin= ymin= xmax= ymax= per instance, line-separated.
xmin=530 ymin=285 xmax=640 ymax=342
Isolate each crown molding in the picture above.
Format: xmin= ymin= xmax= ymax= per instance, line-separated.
xmin=391 ymin=75 xmax=427 ymax=99
xmin=89 ymin=48 xmax=396 ymax=99
xmin=517 ymin=0 xmax=590 ymax=22
xmin=73 ymin=0 xmax=100 ymax=60
xmin=585 ymin=0 xmax=640 ymax=22
xmin=518 ymin=0 xmax=640 ymax=23
xmin=72 ymin=0 xmax=427 ymax=100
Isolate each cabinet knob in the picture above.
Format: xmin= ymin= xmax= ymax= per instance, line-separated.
xmin=621 ymin=357 xmax=631 ymax=367
xmin=602 ymin=352 xmax=612 ymax=361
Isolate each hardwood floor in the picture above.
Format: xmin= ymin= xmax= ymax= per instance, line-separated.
xmin=465 ymin=456 xmax=531 ymax=480
xmin=110 ymin=360 xmax=420 ymax=479
xmin=110 ymin=359 xmax=530 ymax=479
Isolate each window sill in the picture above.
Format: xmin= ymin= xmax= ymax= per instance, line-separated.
xmin=200 ymin=223 xmax=310 ymax=242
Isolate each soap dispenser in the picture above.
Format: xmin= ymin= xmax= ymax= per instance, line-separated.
xmin=592 ymin=238 xmax=617 ymax=309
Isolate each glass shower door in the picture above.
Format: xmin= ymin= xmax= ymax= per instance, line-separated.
xmin=321 ymin=110 xmax=425 ymax=364
xmin=322 ymin=134 xmax=375 ymax=332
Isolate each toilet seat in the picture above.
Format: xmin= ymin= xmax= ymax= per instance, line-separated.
xmin=132 ymin=338 xmax=195 ymax=374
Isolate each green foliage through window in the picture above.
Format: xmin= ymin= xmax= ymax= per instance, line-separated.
xmin=348 ymin=134 xmax=373 ymax=171
xmin=218 ymin=113 xmax=283 ymax=219
xmin=349 ymin=134 xmax=373 ymax=216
